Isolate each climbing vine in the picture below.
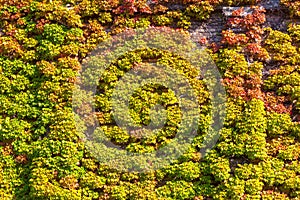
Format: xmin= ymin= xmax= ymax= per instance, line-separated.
xmin=0 ymin=0 xmax=300 ymax=199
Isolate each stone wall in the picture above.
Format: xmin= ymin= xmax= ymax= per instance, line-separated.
xmin=188 ymin=0 xmax=297 ymax=43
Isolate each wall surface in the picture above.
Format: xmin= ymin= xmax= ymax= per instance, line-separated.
xmin=189 ymin=0 xmax=295 ymax=43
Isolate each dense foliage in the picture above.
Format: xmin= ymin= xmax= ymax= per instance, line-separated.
xmin=0 ymin=0 xmax=300 ymax=199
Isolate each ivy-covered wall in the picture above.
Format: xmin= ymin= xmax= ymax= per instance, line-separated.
xmin=0 ymin=0 xmax=300 ymax=199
